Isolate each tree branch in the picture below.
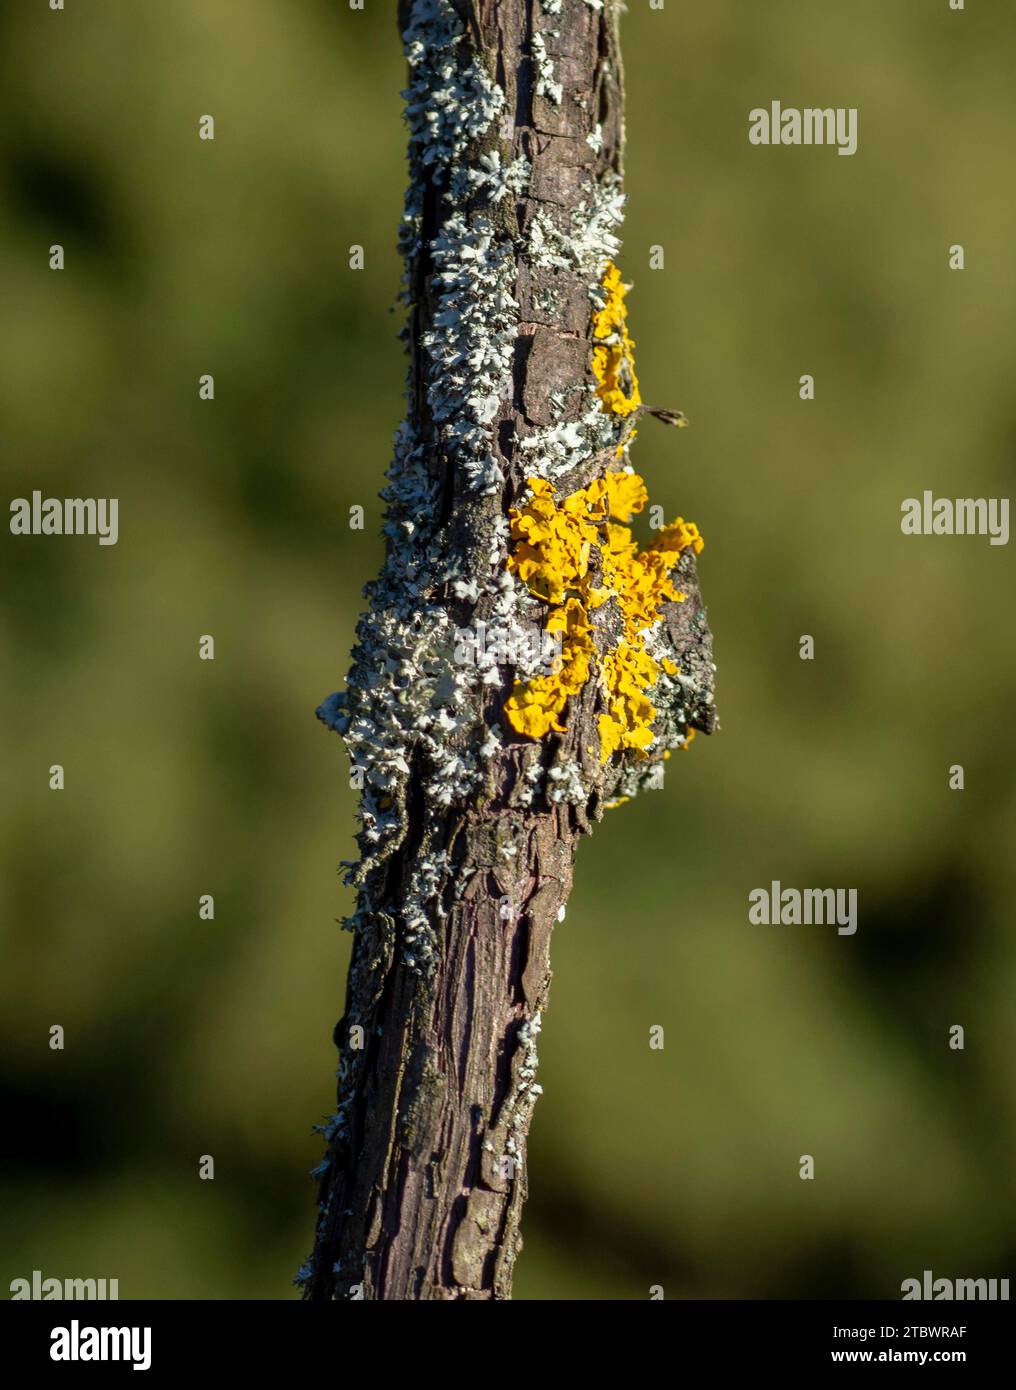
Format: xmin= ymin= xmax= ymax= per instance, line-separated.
xmin=302 ymin=0 xmax=716 ymax=1301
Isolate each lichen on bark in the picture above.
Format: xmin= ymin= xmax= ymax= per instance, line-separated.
xmin=303 ymin=0 xmax=716 ymax=1300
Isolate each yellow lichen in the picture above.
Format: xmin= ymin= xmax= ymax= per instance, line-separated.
xmin=503 ymin=262 xmax=704 ymax=763
xmin=591 ymin=262 xmax=642 ymax=418
xmin=504 ymin=471 xmax=704 ymax=760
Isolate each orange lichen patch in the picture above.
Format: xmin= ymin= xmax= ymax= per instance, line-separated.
xmin=597 ymin=641 xmax=659 ymax=760
xmin=591 ymin=262 xmax=642 ymax=418
xmin=600 ymin=469 xmax=647 ymax=521
xmin=506 ymin=477 xmax=602 ymax=606
xmin=504 ymin=470 xmax=704 ymax=759
xmin=648 ymin=517 xmax=704 ymax=559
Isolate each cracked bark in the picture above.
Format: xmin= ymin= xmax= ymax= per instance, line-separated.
xmin=305 ymin=0 xmax=715 ymax=1300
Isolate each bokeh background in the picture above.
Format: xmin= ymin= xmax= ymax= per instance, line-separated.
xmin=2 ymin=0 xmax=1014 ymax=1300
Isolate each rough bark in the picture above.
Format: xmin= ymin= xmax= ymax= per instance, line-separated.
xmin=303 ymin=0 xmax=716 ymax=1301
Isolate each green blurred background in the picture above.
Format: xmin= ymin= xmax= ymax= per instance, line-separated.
xmin=2 ymin=0 xmax=1014 ymax=1299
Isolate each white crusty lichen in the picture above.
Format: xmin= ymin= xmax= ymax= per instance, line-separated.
xmin=503 ymin=1013 xmax=544 ymax=1174
xmin=547 ymin=760 xmax=587 ymax=804
xmin=531 ymin=32 xmax=563 ymax=106
xmin=423 ymin=210 xmax=516 ymax=495
xmin=517 ymin=405 xmax=619 ymax=482
xmin=399 ymin=0 xmax=504 ymax=240
xmin=449 ymin=150 xmax=531 ymax=205
xmin=319 ymin=0 xmax=517 ymax=974
xmin=527 ymin=170 xmax=626 ymax=274
xmin=518 ymin=760 xmax=545 ymax=808
xmin=402 ymin=848 xmax=450 ymax=970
